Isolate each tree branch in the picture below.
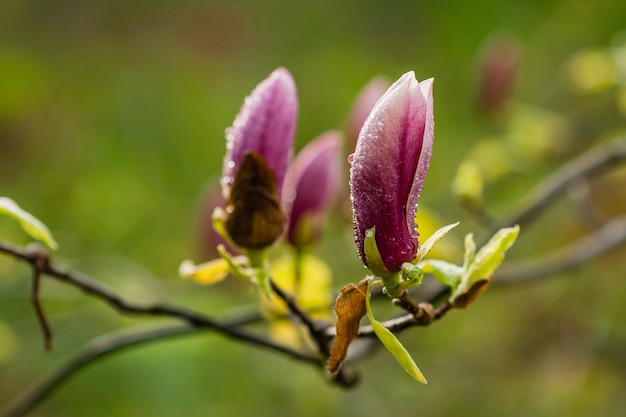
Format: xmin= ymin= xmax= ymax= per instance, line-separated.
xmin=495 ymin=213 xmax=626 ymax=284
xmin=269 ymin=280 xmax=359 ymax=386
xmin=327 ymin=213 xmax=626 ymax=339
xmin=30 ymin=253 xmax=53 ymax=351
xmin=0 ymin=241 xmax=319 ymax=364
xmin=1 ymin=324 xmax=197 ymax=417
xmin=0 ymin=239 xmax=361 ymax=417
xmin=270 ymin=279 xmax=329 ymax=354
xmin=488 ymin=137 xmax=626 ymax=235
xmin=1 ymin=137 xmax=625 ymax=414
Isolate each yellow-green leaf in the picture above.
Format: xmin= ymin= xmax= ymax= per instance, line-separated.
xmin=450 ymin=225 xmax=520 ymax=305
xmin=414 ymin=221 xmax=460 ymax=263
xmin=462 ymin=233 xmax=477 ymax=270
xmin=414 ymin=207 xmax=462 ymax=260
xmin=421 ymin=259 xmax=463 ymax=288
xmin=366 ymin=280 xmax=427 ymax=384
xmin=179 ymin=258 xmax=231 ymax=285
xmin=0 ymin=197 xmax=58 ymax=249
xmin=464 ymin=225 xmax=519 ymax=284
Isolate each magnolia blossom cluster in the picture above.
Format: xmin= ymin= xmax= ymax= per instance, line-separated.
xmin=215 ymin=67 xmax=434 ymax=276
xmin=188 ymin=69 xmax=523 ymax=384
xmin=218 ymin=67 xmax=342 ymax=252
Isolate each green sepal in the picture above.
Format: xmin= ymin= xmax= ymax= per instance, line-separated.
xmin=0 ymin=197 xmax=58 ymax=249
xmin=217 ymin=245 xmax=272 ymax=298
xmin=251 ymin=267 xmax=272 ymax=299
xmin=366 ymin=280 xmax=427 ymax=384
xmin=363 ymin=227 xmax=391 ymax=277
xmin=380 ymin=271 xmax=403 ymax=299
xmin=212 ymin=208 xmax=238 ymax=249
xmin=382 ymin=263 xmax=425 ymax=299
xmin=247 ymin=248 xmax=272 ymax=299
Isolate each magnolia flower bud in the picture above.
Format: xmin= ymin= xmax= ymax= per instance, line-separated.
xmin=222 ymin=67 xmax=298 ymax=198
xmin=475 ymin=33 xmax=522 ymax=114
xmin=350 ymin=71 xmax=434 ymax=275
xmin=283 ymin=131 xmax=342 ymax=248
xmin=220 ymin=67 xmax=298 ymax=249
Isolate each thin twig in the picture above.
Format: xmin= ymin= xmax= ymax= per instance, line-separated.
xmin=1 ymin=138 xmax=625 ymax=413
xmin=329 ymin=213 xmax=626 ymax=338
xmin=327 ymin=299 xmax=452 ymax=338
xmin=270 ymin=280 xmax=329 ymax=355
xmin=567 ymin=180 xmax=606 ymax=230
xmin=495 ymin=213 xmax=626 ymax=284
xmin=268 ymin=280 xmax=359 ymax=386
xmin=30 ymin=249 xmax=53 ymax=351
xmin=0 ymin=241 xmax=317 ymax=364
xmin=0 ymin=238 xmax=360 ymax=417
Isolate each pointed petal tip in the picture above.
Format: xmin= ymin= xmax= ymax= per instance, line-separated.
xmin=419 ymin=78 xmax=434 ymax=97
xmin=270 ymin=67 xmax=296 ymax=87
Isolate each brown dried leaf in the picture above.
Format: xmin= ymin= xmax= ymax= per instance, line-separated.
xmin=328 ymin=278 xmax=369 ymax=374
xmin=225 ymin=152 xmax=285 ymax=248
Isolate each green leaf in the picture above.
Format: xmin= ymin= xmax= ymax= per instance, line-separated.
xmin=414 ymin=221 xmax=460 ymax=263
xmin=421 ymin=259 xmax=463 ymax=288
xmin=465 ymin=226 xmax=519 ymax=284
xmin=462 ymin=233 xmax=477 ymax=270
xmin=366 ymin=280 xmax=427 ymax=384
xmin=451 ymin=225 xmax=520 ymax=305
xmin=0 ymin=197 xmax=58 ymax=249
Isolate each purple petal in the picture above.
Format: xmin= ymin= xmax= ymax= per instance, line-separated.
xmin=284 ymin=131 xmax=342 ymax=247
xmin=346 ymin=76 xmax=391 ymax=150
xmin=350 ymin=72 xmax=434 ymax=273
xmin=222 ymin=67 xmax=298 ymax=197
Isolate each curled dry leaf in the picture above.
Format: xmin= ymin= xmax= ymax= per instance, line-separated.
xmin=328 ymin=278 xmax=369 ymax=374
xmin=225 ymin=152 xmax=285 ymax=248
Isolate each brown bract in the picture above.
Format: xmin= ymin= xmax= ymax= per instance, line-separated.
xmin=452 ymin=279 xmax=491 ymax=308
xmin=328 ymin=278 xmax=369 ymax=374
xmin=225 ymin=151 xmax=285 ymax=249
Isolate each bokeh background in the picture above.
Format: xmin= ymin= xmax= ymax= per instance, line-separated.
xmin=1 ymin=0 xmax=626 ymax=416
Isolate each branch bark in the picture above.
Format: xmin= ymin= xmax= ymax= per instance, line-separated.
xmin=488 ymin=138 xmax=626 ymax=235
xmin=1 ymin=324 xmax=197 ymax=417
xmin=1 ymin=138 xmax=625 ymax=416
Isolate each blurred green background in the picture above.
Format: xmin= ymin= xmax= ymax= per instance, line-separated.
xmin=1 ymin=0 xmax=626 ymax=416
